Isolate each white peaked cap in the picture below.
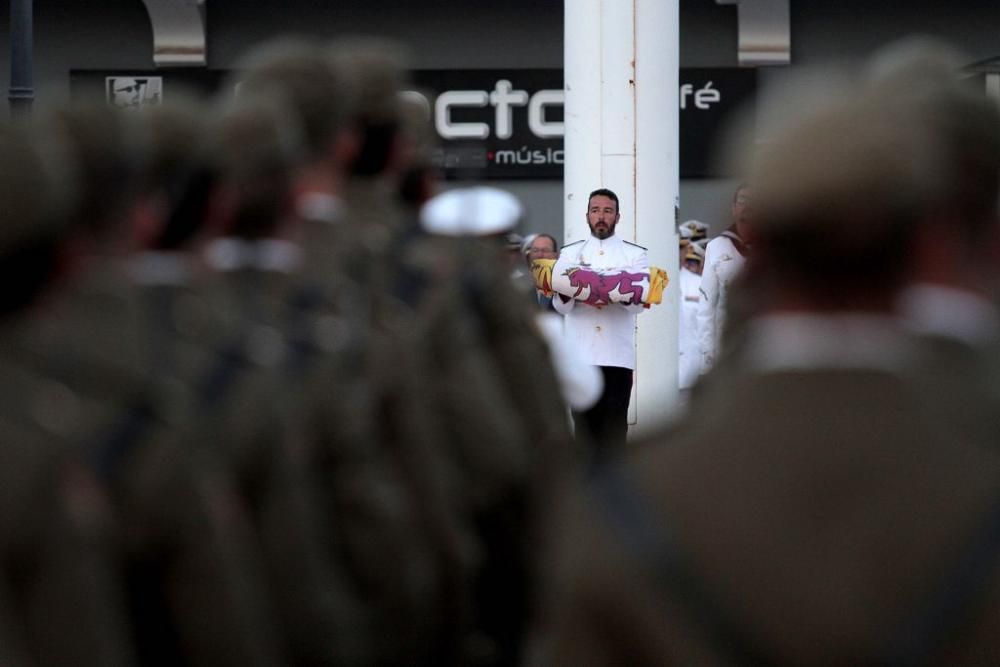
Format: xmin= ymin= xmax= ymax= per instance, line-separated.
xmin=420 ymin=186 xmax=524 ymax=237
xmin=679 ymin=219 xmax=709 ymax=239
xmin=684 ymin=241 xmax=706 ymax=261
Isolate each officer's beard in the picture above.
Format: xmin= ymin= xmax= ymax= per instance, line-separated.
xmin=590 ymin=221 xmax=615 ymax=240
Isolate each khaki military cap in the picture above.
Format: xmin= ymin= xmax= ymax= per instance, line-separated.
xmin=234 ymin=38 xmax=353 ymax=159
xmin=131 ymin=95 xmax=208 ymax=196
xmin=398 ymin=89 xmax=436 ymax=168
xmin=327 ymin=37 xmax=410 ymax=126
xmin=750 ymin=91 xmax=946 ymax=237
xmin=29 ymin=102 xmax=141 ymax=243
xmin=206 ymin=92 xmax=305 ymax=185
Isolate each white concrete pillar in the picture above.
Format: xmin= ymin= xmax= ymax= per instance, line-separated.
xmin=564 ymin=0 xmax=681 ymax=435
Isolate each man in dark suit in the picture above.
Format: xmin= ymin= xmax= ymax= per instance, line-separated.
xmin=536 ymin=46 xmax=1000 ymax=665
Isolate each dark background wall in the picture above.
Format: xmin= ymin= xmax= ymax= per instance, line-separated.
xmin=2 ymin=0 xmax=998 ymax=241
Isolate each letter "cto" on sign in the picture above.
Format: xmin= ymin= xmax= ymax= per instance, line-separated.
xmin=435 ymin=80 xmax=565 ymax=140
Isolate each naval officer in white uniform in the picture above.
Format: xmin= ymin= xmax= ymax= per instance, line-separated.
xmin=678 ymin=239 xmax=706 ymax=391
xmin=552 ymin=188 xmax=648 ymax=460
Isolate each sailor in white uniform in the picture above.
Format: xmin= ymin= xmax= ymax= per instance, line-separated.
xmin=678 ymin=239 xmax=706 ymax=390
xmin=697 ymin=184 xmax=752 ymax=374
xmin=552 ymin=188 xmax=648 ymax=460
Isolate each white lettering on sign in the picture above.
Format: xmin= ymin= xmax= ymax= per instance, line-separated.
xmin=431 ymin=80 xmax=722 ymax=141
xmin=435 ymin=90 xmax=490 ymax=139
xmin=528 ymin=90 xmax=565 ymax=138
xmin=679 ymin=81 xmax=721 ymax=110
xmin=695 ymin=82 xmax=720 ymax=109
xmin=435 ymin=80 xmax=563 ymax=140
xmin=489 ymin=79 xmax=529 ymax=139
xmin=493 ymin=147 xmax=565 ymax=165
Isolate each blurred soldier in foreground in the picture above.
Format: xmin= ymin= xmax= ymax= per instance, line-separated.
xmin=418 ymin=186 xmax=576 ymax=665
xmin=111 ymin=98 xmax=287 ymax=665
xmin=535 ymin=52 xmax=1000 ymax=665
xmin=237 ymin=37 xmax=468 ymax=666
xmin=0 ymin=118 xmax=137 ymax=665
xmin=868 ymin=39 xmax=1000 ymax=451
xmin=4 ymin=99 xmax=284 ymax=665
xmin=0 ymin=36 xmax=582 ymax=666
xmin=201 ymin=88 xmax=376 ymax=664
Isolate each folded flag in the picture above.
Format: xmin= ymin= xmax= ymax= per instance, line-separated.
xmin=531 ymin=258 xmax=669 ymax=308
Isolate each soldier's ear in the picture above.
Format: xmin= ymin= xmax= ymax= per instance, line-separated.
xmin=331 ymin=127 xmax=361 ymax=170
xmin=202 ymin=182 xmax=239 ymax=237
xmin=128 ymin=192 xmax=169 ymax=250
xmin=382 ymin=131 xmax=411 ymax=178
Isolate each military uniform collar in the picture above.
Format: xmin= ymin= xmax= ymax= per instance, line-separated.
xmin=587 ymin=233 xmax=624 ymax=247
xmin=744 ymin=312 xmax=914 ymax=373
xmin=128 ymin=251 xmax=196 ymax=286
xmin=720 ymin=226 xmax=750 ymax=256
xmin=204 ymin=238 xmax=302 ymax=273
xmin=898 ymin=282 xmax=1000 ymax=346
xmin=296 ymin=192 xmax=344 ymax=225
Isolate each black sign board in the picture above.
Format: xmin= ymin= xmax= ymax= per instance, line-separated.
xmin=70 ymin=67 xmax=755 ymax=179
xmin=411 ymin=69 xmax=565 ymax=181
xmin=679 ymin=68 xmax=757 ymax=177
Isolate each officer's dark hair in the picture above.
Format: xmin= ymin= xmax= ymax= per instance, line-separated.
xmin=587 ymin=188 xmax=619 ymax=213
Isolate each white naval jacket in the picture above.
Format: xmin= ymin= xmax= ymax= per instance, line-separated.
xmin=551 ymin=234 xmax=648 ymax=370
xmin=696 ymin=232 xmax=746 ymax=373
xmin=678 ymin=266 xmax=702 ymax=389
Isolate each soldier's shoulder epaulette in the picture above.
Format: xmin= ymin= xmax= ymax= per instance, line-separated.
xmin=560 ymin=240 xmax=585 ymax=250
xmin=624 ymin=240 xmax=648 ymax=251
